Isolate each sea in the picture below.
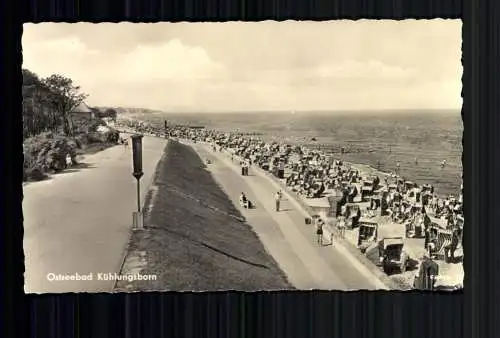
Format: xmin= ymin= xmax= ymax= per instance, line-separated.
xmin=137 ymin=110 xmax=463 ymax=196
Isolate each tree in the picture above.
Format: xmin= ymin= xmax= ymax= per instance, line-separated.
xmin=22 ymin=69 xmax=57 ymax=137
xmin=104 ymin=108 xmax=118 ymax=121
xmin=41 ymin=74 xmax=88 ymax=136
xmin=22 ymin=69 xmax=40 ymax=86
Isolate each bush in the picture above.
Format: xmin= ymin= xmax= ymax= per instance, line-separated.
xmin=25 ymin=165 xmax=47 ymax=181
xmin=23 ymin=122 xmax=119 ymax=181
xmin=84 ymin=129 xmax=119 ymax=144
xmin=72 ymin=116 xmax=107 ymax=134
xmin=23 ymin=135 xmax=79 ymax=180
xmin=86 ymin=133 xmax=107 ymax=144
xmin=105 ymin=129 xmax=119 ymax=143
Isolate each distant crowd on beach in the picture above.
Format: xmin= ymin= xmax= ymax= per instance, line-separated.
xmin=117 ymin=118 xmax=464 ymax=262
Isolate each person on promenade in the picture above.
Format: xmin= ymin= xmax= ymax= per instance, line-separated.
xmin=243 ymin=159 xmax=250 ymax=175
xmin=316 ymin=217 xmax=325 ymax=245
xmin=337 ymin=216 xmax=346 ymax=239
xmin=241 ymin=161 xmax=247 ymax=176
xmin=65 ymin=153 xmax=73 ymax=168
xmin=239 ymin=192 xmax=248 ymax=208
xmin=444 ymin=228 xmax=461 ymax=262
xmin=275 ymin=190 xmax=282 ymax=211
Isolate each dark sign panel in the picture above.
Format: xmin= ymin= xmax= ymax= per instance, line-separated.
xmin=131 ymin=134 xmax=144 ymax=179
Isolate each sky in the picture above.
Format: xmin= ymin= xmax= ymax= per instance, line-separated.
xmin=22 ymin=20 xmax=462 ymax=112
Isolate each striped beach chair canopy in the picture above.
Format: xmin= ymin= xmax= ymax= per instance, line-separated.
xmin=435 ymin=229 xmax=454 ymax=257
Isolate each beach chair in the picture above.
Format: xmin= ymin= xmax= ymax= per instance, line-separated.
xmin=357 ymin=219 xmax=378 ymax=253
xmin=379 ymin=237 xmax=409 ymax=274
xmin=429 ymin=228 xmax=453 ymax=260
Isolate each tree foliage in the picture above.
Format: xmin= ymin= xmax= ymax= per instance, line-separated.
xmin=22 ymin=69 xmax=89 ymax=138
xmin=22 ymin=69 xmax=57 ymax=138
xmin=90 ymin=107 xmax=118 ymax=121
xmin=103 ymin=108 xmax=118 ymax=119
xmin=41 ymin=74 xmax=88 ymax=136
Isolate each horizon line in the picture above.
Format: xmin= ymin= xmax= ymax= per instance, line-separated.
xmin=98 ymin=106 xmax=461 ymax=114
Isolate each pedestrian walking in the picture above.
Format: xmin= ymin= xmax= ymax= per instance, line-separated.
xmin=337 ymin=216 xmax=346 ymax=239
xmin=316 ymin=217 xmax=324 ymax=245
xmin=275 ymin=190 xmax=282 ymax=211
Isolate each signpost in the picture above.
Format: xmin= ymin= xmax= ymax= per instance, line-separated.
xmin=131 ymin=134 xmax=144 ymax=230
xmin=437 ymin=162 xmax=445 ymax=195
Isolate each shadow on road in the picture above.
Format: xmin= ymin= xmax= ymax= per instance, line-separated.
xmin=446 ymin=256 xmax=463 ymax=264
xmin=23 ymin=162 xmax=96 ymax=186
xmin=54 ymin=162 xmax=96 ymax=175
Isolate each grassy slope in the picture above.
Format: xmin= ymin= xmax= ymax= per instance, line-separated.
xmin=117 ymin=140 xmax=292 ymax=291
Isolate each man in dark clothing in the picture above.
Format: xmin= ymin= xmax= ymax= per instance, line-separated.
xmin=445 ymin=229 xmax=461 ymax=262
xmin=315 ymin=218 xmax=324 ymax=245
xmin=424 ymin=226 xmax=430 ymax=249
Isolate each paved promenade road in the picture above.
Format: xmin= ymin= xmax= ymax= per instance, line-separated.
xmin=188 ymin=141 xmax=388 ymax=290
xmin=23 ymin=136 xmax=167 ymax=293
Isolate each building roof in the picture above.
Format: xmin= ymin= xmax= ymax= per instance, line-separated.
xmin=70 ymin=102 xmax=92 ymax=113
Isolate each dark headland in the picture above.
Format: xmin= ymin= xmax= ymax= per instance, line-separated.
xmin=115 ymin=140 xmax=292 ymax=291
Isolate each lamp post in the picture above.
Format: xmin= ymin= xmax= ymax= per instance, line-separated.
xmin=131 ymin=134 xmax=144 ymax=230
xmin=437 ymin=162 xmax=445 ymax=196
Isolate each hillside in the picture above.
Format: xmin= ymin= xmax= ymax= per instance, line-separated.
xmin=95 ymin=107 xmax=164 ymax=115
xmin=116 ymin=140 xmax=292 ymax=291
